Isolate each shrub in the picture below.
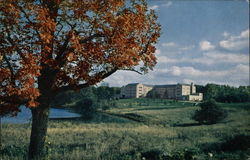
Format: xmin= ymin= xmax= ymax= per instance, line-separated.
xmin=141 ymin=149 xmax=163 ymax=160
xmin=102 ymin=105 xmax=110 ymax=111
xmin=192 ymin=99 xmax=227 ymax=124
xmin=221 ymin=134 xmax=250 ymax=151
xmin=74 ymin=98 xmax=97 ymax=119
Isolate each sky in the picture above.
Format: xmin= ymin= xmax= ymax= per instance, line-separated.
xmin=104 ymin=0 xmax=249 ymax=87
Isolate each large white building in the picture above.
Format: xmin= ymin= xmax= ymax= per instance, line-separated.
xmin=120 ymin=83 xmax=153 ymax=98
xmin=120 ymin=83 xmax=203 ymax=101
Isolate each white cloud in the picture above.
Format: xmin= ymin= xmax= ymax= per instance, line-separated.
xmin=169 ymin=66 xmax=181 ymax=76
xmin=104 ymin=29 xmax=249 ymax=87
xmin=161 ymin=42 xmax=176 ymax=47
xmin=157 ymin=65 xmax=249 ymax=86
xmin=240 ymin=29 xmax=249 ymax=38
xmin=223 ymin=32 xmax=230 ymax=38
xmin=155 ymin=49 xmax=161 ymax=55
xmin=183 ymin=79 xmax=197 ymax=84
xmin=219 ymin=29 xmax=249 ymax=51
xmin=204 ymin=52 xmax=249 ymax=64
xmin=149 ymin=5 xmax=159 ymax=10
xmin=156 ymin=66 xmax=228 ymax=80
xmin=180 ymin=45 xmax=195 ymax=51
xmin=157 ymin=56 xmax=178 ymax=63
xmin=219 ymin=39 xmax=249 ymax=51
xmin=163 ymin=2 xmax=172 ymax=8
xmin=199 ymin=40 xmax=215 ymax=51
xmin=103 ymin=63 xmax=249 ymax=87
xmin=156 ymin=50 xmax=248 ymax=66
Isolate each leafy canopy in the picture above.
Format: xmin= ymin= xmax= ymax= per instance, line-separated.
xmin=0 ymin=0 xmax=160 ymax=115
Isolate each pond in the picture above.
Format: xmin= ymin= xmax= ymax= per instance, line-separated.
xmin=0 ymin=106 xmax=81 ymax=124
xmin=0 ymin=106 xmax=133 ymax=124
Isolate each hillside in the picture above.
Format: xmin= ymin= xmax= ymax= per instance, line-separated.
xmin=1 ymin=99 xmax=250 ymax=160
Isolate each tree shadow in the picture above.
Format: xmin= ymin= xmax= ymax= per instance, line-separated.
xmin=173 ymin=120 xmax=234 ymax=127
xmin=200 ymin=134 xmax=250 ymax=153
xmin=172 ymin=122 xmax=201 ymax=127
xmin=135 ymin=106 xmax=188 ymax=111
xmin=49 ymin=112 xmax=134 ymax=124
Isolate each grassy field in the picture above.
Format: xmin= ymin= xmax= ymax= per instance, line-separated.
xmin=1 ymin=99 xmax=250 ymax=160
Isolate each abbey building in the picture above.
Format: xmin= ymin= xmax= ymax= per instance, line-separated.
xmin=120 ymin=83 xmax=203 ymax=101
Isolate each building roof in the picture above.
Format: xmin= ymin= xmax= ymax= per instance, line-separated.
xmin=143 ymin=84 xmax=154 ymax=87
xmin=177 ymin=83 xmax=192 ymax=86
xmin=126 ymin=83 xmax=140 ymax=86
xmin=154 ymin=84 xmax=177 ymax=88
xmin=125 ymin=83 xmax=194 ymax=88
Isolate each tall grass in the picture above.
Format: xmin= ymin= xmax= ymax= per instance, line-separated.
xmin=1 ymin=99 xmax=249 ymax=160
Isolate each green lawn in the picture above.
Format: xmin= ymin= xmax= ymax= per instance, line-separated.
xmin=1 ymin=99 xmax=250 ymax=160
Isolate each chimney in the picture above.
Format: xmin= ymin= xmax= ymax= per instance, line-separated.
xmin=191 ymin=83 xmax=195 ymax=94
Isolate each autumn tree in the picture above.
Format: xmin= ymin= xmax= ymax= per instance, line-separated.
xmin=0 ymin=0 xmax=160 ymax=159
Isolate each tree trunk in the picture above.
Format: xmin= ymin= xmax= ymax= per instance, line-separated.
xmin=28 ymin=105 xmax=49 ymax=160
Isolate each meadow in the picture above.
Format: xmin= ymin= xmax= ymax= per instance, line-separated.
xmin=1 ymin=99 xmax=250 ymax=160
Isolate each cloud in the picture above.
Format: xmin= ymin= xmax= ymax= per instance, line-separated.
xmin=104 ymin=29 xmax=249 ymax=87
xmin=157 ymin=50 xmax=248 ymax=66
xmin=170 ymin=66 xmax=181 ymax=76
xmin=157 ymin=56 xmax=178 ymax=63
xmin=164 ymin=66 xmax=228 ymax=77
xmin=160 ymin=42 xmax=195 ymax=55
xmin=180 ymin=45 xmax=195 ymax=51
xmin=163 ymin=1 xmax=172 ymax=8
xmin=219 ymin=39 xmax=249 ymax=51
xmin=103 ymin=63 xmax=249 ymax=87
xmin=204 ymin=52 xmax=249 ymax=64
xmin=149 ymin=5 xmax=159 ymax=10
xmin=156 ymin=65 xmax=249 ymax=86
xmin=161 ymin=42 xmax=176 ymax=47
xmin=199 ymin=40 xmax=215 ymax=51
xmin=219 ymin=29 xmax=249 ymax=51
xmin=223 ymin=32 xmax=230 ymax=38
xmin=155 ymin=49 xmax=161 ymax=55
xmin=240 ymin=29 xmax=249 ymax=38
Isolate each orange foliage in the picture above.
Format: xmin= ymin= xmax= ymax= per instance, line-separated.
xmin=0 ymin=0 xmax=160 ymax=115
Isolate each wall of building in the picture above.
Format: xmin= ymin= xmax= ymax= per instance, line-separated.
xmin=121 ymin=83 xmax=203 ymax=101
xmin=120 ymin=83 xmax=153 ymax=98
xmin=187 ymin=93 xmax=203 ymax=101
xmin=121 ymin=84 xmax=137 ymax=98
xmin=165 ymin=86 xmax=176 ymax=99
xmin=142 ymin=85 xmax=153 ymax=97
xmin=136 ymin=83 xmax=144 ymax=98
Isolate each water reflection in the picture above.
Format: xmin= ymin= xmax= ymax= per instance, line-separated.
xmin=1 ymin=106 xmax=81 ymax=124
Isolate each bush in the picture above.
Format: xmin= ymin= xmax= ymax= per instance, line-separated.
xmin=140 ymin=149 xmax=198 ymax=160
xmin=141 ymin=149 xmax=163 ymax=160
xmin=102 ymin=105 xmax=110 ymax=111
xmin=221 ymin=134 xmax=250 ymax=151
xmin=74 ymin=98 xmax=97 ymax=119
xmin=192 ymin=99 xmax=227 ymax=124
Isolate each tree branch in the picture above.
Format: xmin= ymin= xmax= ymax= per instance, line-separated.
xmin=79 ymin=33 xmax=106 ymax=44
xmin=54 ymin=67 xmax=117 ymax=94
xmin=3 ymin=55 xmax=14 ymax=77
xmin=55 ymin=33 xmax=107 ymax=69
xmin=0 ymin=95 xmax=28 ymax=105
xmin=139 ymin=39 xmax=151 ymax=56
xmin=17 ymin=5 xmax=41 ymax=41
xmin=6 ymin=35 xmax=26 ymax=61
xmin=121 ymin=68 xmax=143 ymax=75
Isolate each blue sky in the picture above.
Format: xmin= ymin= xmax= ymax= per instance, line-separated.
xmin=104 ymin=0 xmax=249 ymax=87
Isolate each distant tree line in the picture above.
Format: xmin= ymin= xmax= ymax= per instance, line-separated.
xmin=51 ymin=86 xmax=120 ymax=118
xmin=52 ymin=86 xmax=121 ymax=106
xmin=196 ymin=84 xmax=250 ymax=103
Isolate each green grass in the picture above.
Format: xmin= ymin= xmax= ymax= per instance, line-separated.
xmin=1 ymin=99 xmax=250 ymax=160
